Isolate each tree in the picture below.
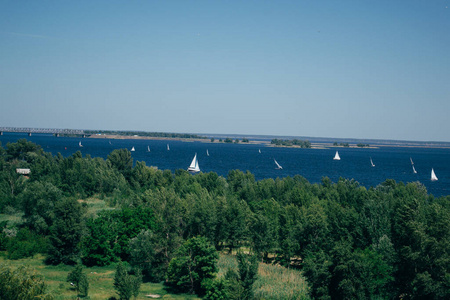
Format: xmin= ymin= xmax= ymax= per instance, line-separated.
xmin=20 ymin=181 xmax=63 ymax=235
xmin=5 ymin=138 xmax=43 ymax=161
xmin=67 ymin=264 xmax=89 ymax=298
xmin=236 ymin=252 xmax=259 ymax=300
xmin=114 ymin=261 xmax=142 ymax=300
xmin=167 ymin=236 xmax=218 ymax=295
xmin=302 ymin=249 xmax=332 ymax=299
xmin=107 ymin=149 xmax=133 ymax=181
xmin=47 ymin=198 xmax=83 ymax=265
xmin=128 ymin=230 xmax=155 ymax=280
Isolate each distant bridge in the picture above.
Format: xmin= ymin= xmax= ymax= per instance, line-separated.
xmin=0 ymin=127 xmax=85 ymax=136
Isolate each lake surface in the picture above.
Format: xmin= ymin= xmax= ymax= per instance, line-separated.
xmin=1 ymin=133 xmax=449 ymax=197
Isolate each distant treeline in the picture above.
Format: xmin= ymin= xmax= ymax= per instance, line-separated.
xmin=333 ymin=142 xmax=370 ymax=148
xmin=271 ymin=139 xmax=311 ymax=148
xmin=0 ymin=139 xmax=449 ymax=299
xmin=85 ymin=130 xmax=207 ymax=139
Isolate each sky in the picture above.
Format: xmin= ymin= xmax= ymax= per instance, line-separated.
xmin=1 ymin=1 xmax=449 ymax=142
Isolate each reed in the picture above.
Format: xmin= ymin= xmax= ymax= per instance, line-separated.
xmin=253 ymin=263 xmax=310 ymax=300
xmin=217 ymin=254 xmax=310 ymax=299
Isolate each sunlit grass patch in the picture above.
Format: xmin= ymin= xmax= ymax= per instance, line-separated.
xmin=80 ymin=196 xmax=114 ymax=217
xmin=0 ymin=211 xmax=24 ymax=226
xmin=0 ymin=254 xmax=200 ymax=299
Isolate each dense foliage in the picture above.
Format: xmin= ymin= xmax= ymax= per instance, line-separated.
xmin=271 ymin=139 xmax=311 ymax=148
xmin=0 ymin=139 xmax=449 ymax=299
xmin=0 ymin=264 xmax=53 ymax=299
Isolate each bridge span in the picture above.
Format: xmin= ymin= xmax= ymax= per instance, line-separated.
xmin=0 ymin=127 xmax=85 ymax=136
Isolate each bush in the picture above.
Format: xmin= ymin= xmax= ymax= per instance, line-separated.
xmin=6 ymin=228 xmax=48 ymax=260
xmin=0 ymin=264 xmax=53 ymax=299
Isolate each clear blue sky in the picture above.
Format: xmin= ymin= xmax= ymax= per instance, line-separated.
xmin=1 ymin=1 xmax=449 ymax=141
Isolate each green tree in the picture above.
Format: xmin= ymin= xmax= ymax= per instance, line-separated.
xmin=167 ymin=236 xmax=218 ymax=295
xmin=142 ymin=188 xmax=186 ymax=279
xmin=5 ymin=139 xmax=43 ymax=161
xmin=67 ymin=264 xmax=89 ymax=298
xmin=128 ymin=230 xmax=156 ymax=280
xmin=203 ymin=278 xmax=229 ymax=300
xmin=114 ymin=261 xmax=142 ymax=300
xmin=236 ymin=252 xmax=259 ymax=300
xmin=302 ymin=249 xmax=332 ymax=300
xmin=20 ymin=181 xmax=63 ymax=235
xmin=107 ymin=149 xmax=133 ymax=181
xmin=47 ymin=198 xmax=83 ymax=265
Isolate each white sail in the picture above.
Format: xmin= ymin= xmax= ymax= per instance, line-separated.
xmin=187 ymin=153 xmax=200 ymax=172
xmin=274 ymin=159 xmax=283 ymax=169
xmin=370 ymin=157 xmax=375 ymax=167
xmin=206 ymin=149 xmax=209 ymax=156
xmin=131 ymin=146 xmax=135 ymax=152
xmin=410 ymin=157 xmax=417 ymax=173
xmin=79 ymin=141 xmax=83 ymax=147
xmin=431 ymin=168 xmax=438 ymax=181
xmin=333 ymin=151 xmax=340 ymax=160
xmin=259 ymin=149 xmax=261 ymax=153
xmin=147 ymin=146 xmax=150 ymax=152
xmin=167 ymin=144 xmax=170 ymax=151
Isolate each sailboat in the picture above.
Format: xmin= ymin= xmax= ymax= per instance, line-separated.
xmin=147 ymin=146 xmax=150 ymax=152
xmin=206 ymin=149 xmax=209 ymax=156
xmin=79 ymin=141 xmax=83 ymax=147
xmin=259 ymin=149 xmax=261 ymax=154
xmin=274 ymin=159 xmax=283 ymax=169
xmin=131 ymin=146 xmax=135 ymax=152
xmin=333 ymin=151 xmax=341 ymax=160
xmin=109 ymin=140 xmax=112 ymax=145
xmin=187 ymin=153 xmax=200 ymax=173
xmin=370 ymin=157 xmax=375 ymax=167
xmin=410 ymin=157 xmax=417 ymax=174
xmin=167 ymin=144 xmax=170 ymax=151
xmin=431 ymin=168 xmax=438 ymax=181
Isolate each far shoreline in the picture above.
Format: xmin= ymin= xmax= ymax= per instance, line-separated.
xmin=88 ymin=134 xmax=450 ymax=150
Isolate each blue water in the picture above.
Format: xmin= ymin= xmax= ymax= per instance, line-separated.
xmin=1 ymin=133 xmax=449 ymax=197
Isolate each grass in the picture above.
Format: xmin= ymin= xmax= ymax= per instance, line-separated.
xmin=78 ymin=196 xmax=114 ymax=218
xmin=0 ymin=211 xmax=24 ymax=226
xmin=253 ymin=263 xmax=310 ymax=300
xmin=217 ymin=254 xmax=310 ymax=300
xmin=0 ymin=254 xmax=200 ymax=300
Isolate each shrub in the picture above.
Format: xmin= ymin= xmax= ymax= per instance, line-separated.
xmin=0 ymin=264 xmax=53 ymax=299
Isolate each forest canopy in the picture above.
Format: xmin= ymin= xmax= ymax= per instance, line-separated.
xmin=0 ymin=139 xmax=448 ymax=299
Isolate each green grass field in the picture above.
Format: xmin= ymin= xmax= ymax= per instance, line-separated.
xmin=1 ymin=254 xmax=310 ymax=300
xmin=0 ymin=254 xmax=200 ymax=300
